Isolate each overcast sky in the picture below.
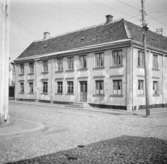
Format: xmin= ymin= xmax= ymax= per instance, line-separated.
xmin=9 ymin=0 xmax=167 ymax=59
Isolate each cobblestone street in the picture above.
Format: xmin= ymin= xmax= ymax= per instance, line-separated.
xmin=0 ymin=102 xmax=167 ymax=163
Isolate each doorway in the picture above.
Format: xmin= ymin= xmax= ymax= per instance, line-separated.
xmin=80 ymin=81 xmax=87 ymax=102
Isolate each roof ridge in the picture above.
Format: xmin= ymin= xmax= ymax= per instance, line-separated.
xmin=33 ymin=19 xmax=123 ymax=43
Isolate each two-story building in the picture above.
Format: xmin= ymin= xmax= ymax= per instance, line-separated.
xmin=14 ymin=15 xmax=167 ymax=111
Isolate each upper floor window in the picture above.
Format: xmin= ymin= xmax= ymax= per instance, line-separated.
xmin=112 ymin=50 xmax=123 ymax=67
xmin=57 ymin=58 xmax=63 ymax=72
xmin=152 ymin=54 xmax=159 ymax=70
xmin=57 ymin=81 xmax=63 ymax=94
xmin=153 ymin=80 xmax=159 ymax=96
xmin=95 ymin=80 xmax=104 ymax=95
xmin=113 ymin=80 xmax=122 ymax=95
xmin=42 ymin=81 xmax=48 ymax=94
xmin=67 ymin=56 xmax=74 ymax=71
xmin=20 ymin=64 xmax=24 ymax=74
xmin=42 ymin=60 xmax=48 ymax=73
xmin=138 ymin=79 xmax=144 ymax=95
xmin=138 ymin=50 xmax=144 ymax=67
xmin=95 ymin=52 xmax=104 ymax=68
xmin=29 ymin=62 xmax=34 ymax=74
xmin=67 ymin=81 xmax=74 ymax=94
xmin=79 ymin=55 xmax=87 ymax=69
xmin=29 ymin=81 xmax=34 ymax=94
xmin=20 ymin=82 xmax=24 ymax=94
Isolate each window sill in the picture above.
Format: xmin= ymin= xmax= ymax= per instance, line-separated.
xmin=66 ymin=70 xmax=74 ymax=72
xmin=110 ymin=94 xmax=123 ymax=97
xmin=152 ymin=68 xmax=160 ymax=71
xmin=137 ymin=94 xmax=144 ymax=97
xmin=41 ymin=72 xmax=48 ymax=74
xmin=19 ymin=73 xmax=24 ymax=76
xmin=110 ymin=65 xmax=123 ymax=69
xmin=137 ymin=66 xmax=144 ymax=69
xmin=55 ymin=93 xmax=63 ymax=95
xmin=55 ymin=70 xmax=63 ymax=73
xmin=78 ymin=68 xmax=88 ymax=71
xmin=93 ymin=67 xmax=104 ymax=70
xmin=66 ymin=93 xmax=74 ymax=95
xmin=19 ymin=92 xmax=24 ymax=94
xmin=41 ymin=93 xmax=48 ymax=95
xmin=28 ymin=93 xmax=34 ymax=95
xmin=28 ymin=73 xmax=34 ymax=75
xmin=93 ymin=94 xmax=105 ymax=97
xmin=153 ymin=94 xmax=160 ymax=97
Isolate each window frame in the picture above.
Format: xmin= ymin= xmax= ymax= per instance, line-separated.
xmin=112 ymin=79 xmax=122 ymax=96
xmin=57 ymin=58 xmax=63 ymax=72
xmin=95 ymin=52 xmax=104 ymax=68
xmin=67 ymin=81 xmax=74 ymax=95
xmin=95 ymin=80 xmax=104 ymax=96
xmin=67 ymin=56 xmax=74 ymax=71
xmin=137 ymin=79 xmax=144 ymax=95
xmin=29 ymin=81 xmax=34 ymax=94
xmin=29 ymin=62 xmax=34 ymax=74
xmin=20 ymin=81 xmax=24 ymax=94
xmin=152 ymin=54 xmax=159 ymax=71
xmin=153 ymin=80 xmax=159 ymax=96
xmin=137 ymin=50 xmax=144 ymax=68
xmin=111 ymin=49 xmax=123 ymax=67
xmin=79 ymin=55 xmax=87 ymax=70
xmin=42 ymin=60 xmax=48 ymax=73
xmin=57 ymin=81 xmax=63 ymax=94
xmin=42 ymin=81 xmax=48 ymax=94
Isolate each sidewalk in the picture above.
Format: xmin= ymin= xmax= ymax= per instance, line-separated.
xmin=9 ymin=100 xmax=167 ymax=117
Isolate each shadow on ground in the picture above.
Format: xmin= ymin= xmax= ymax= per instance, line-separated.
xmin=6 ymin=136 xmax=167 ymax=164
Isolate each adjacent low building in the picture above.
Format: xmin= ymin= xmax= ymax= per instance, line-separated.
xmin=14 ymin=15 xmax=167 ymax=111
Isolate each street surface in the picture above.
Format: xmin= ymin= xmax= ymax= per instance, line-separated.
xmin=0 ymin=101 xmax=167 ymax=163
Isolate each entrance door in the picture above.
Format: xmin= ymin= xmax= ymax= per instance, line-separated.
xmin=80 ymin=81 xmax=87 ymax=102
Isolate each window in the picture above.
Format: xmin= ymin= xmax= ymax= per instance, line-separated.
xmin=29 ymin=62 xmax=34 ymax=74
xmin=20 ymin=82 xmax=24 ymax=94
xmin=57 ymin=81 xmax=63 ymax=94
xmin=79 ymin=55 xmax=87 ymax=69
xmin=112 ymin=50 xmax=123 ymax=66
xmin=138 ymin=80 xmax=144 ymax=95
xmin=29 ymin=81 xmax=34 ymax=94
xmin=95 ymin=80 xmax=104 ymax=95
xmin=20 ymin=64 xmax=24 ymax=74
xmin=113 ymin=80 xmax=122 ymax=95
xmin=42 ymin=81 xmax=48 ymax=94
xmin=153 ymin=54 xmax=159 ymax=70
xmin=95 ymin=52 xmax=104 ymax=68
xmin=153 ymin=81 xmax=159 ymax=96
xmin=57 ymin=58 xmax=63 ymax=72
xmin=67 ymin=81 xmax=74 ymax=94
xmin=138 ymin=50 xmax=144 ymax=67
xmin=42 ymin=60 xmax=48 ymax=73
xmin=67 ymin=57 xmax=74 ymax=71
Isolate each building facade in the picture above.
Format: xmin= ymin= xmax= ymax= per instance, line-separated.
xmin=14 ymin=16 xmax=167 ymax=111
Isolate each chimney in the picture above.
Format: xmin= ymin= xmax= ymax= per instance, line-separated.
xmin=43 ymin=32 xmax=51 ymax=40
xmin=105 ymin=15 xmax=113 ymax=24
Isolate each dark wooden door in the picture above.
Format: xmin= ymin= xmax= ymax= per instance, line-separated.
xmin=80 ymin=81 xmax=87 ymax=102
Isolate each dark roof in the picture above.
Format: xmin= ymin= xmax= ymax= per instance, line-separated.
xmin=17 ymin=19 xmax=167 ymax=59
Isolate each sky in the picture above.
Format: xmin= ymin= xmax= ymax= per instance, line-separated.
xmin=9 ymin=0 xmax=167 ymax=60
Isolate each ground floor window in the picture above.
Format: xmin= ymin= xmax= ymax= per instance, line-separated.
xmin=67 ymin=81 xmax=74 ymax=94
xmin=57 ymin=81 xmax=63 ymax=94
xmin=20 ymin=82 xmax=24 ymax=94
xmin=95 ymin=80 xmax=104 ymax=95
xmin=42 ymin=81 xmax=48 ymax=94
xmin=113 ymin=80 xmax=122 ymax=95
xmin=153 ymin=80 xmax=159 ymax=96
xmin=138 ymin=79 xmax=144 ymax=95
xmin=29 ymin=81 xmax=34 ymax=94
